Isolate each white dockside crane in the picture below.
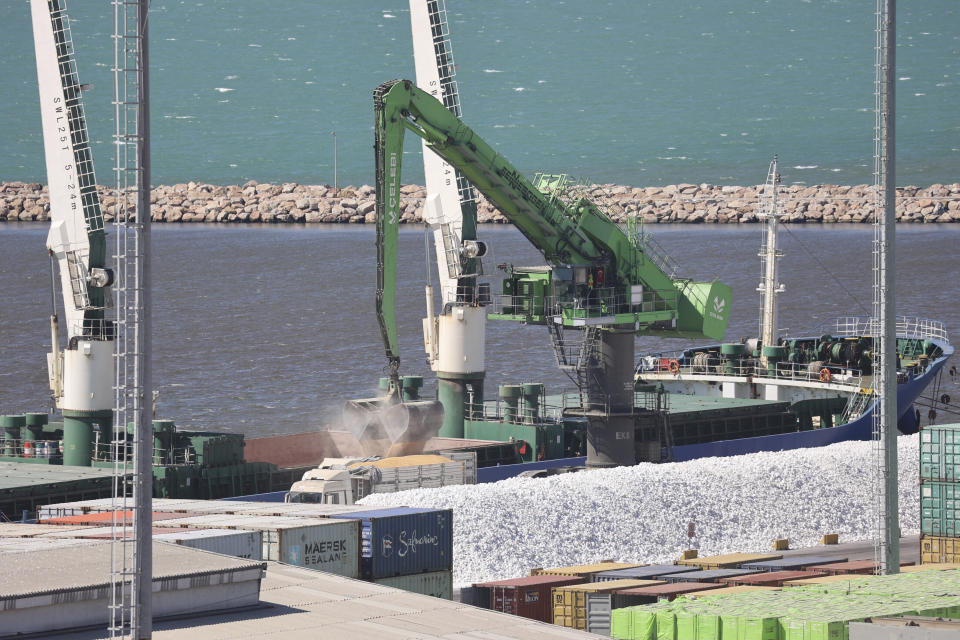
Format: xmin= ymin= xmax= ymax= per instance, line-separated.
xmin=410 ymin=0 xmax=488 ymax=438
xmin=31 ymin=0 xmax=115 ymax=466
xmin=31 ymin=0 xmax=153 ymax=635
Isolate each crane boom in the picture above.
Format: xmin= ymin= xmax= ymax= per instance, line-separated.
xmin=409 ymin=0 xmax=480 ymax=304
xmin=374 ymin=79 xmax=731 ymax=346
xmin=32 ymin=0 xmax=113 ymax=418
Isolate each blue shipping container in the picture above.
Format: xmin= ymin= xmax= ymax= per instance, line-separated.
xmin=331 ymin=507 xmax=453 ymax=579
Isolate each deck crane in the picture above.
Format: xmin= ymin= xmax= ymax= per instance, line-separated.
xmin=409 ymin=0 xmax=487 ymax=439
xmin=31 ymin=0 xmax=114 ymax=467
xmin=373 ymin=79 xmax=732 ymax=467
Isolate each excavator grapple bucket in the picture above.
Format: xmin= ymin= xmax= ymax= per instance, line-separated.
xmin=342 ymin=397 xmax=444 ymax=457
xmin=342 ymin=398 xmax=391 ymax=457
xmin=381 ymin=400 xmax=445 ymax=457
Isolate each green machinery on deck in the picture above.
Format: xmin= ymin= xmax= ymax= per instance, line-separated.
xmin=373 ymin=79 xmax=732 ymax=467
xmin=0 ymin=415 xmax=310 ymax=518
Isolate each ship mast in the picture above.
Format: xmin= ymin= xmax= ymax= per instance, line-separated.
xmin=757 ymin=156 xmax=784 ymax=362
xmin=873 ymin=0 xmax=898 ymax=575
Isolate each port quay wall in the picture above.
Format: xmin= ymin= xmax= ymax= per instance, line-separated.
xmin=2 ymin=180 xmax=959 ymax=224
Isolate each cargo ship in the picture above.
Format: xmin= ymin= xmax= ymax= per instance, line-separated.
xmin=3 ymin=1 xmax=954 ymax=522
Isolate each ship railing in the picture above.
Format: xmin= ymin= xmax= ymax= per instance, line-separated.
xmin=546 ymin=288 xmax=677 ymax=318
xmin=463 ymin=400 xmax=566 ymax=426
xmin=487 ymin=287 xmax=676 ymax=318
xmin=826 ymin=316 xmax=950 ymax=344
xmin=92 ymin=442 xmax=196 ymax=465
xmin=636 ymin=354 xmax=863 ymax=387
xmin=66 ymin=318 xmax=116 ymax=341
xmin=0 ymin=439 xmax=62 ymax=459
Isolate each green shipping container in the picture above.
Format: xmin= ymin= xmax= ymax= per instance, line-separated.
xmin=656 ymin=609 xmax=676 ymax=640
xmin=920 ymin=482 xmax=960 ymax=537
xmin=920 ymin=425 xmax=960 ymax=482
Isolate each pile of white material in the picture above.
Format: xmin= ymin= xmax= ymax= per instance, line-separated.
xmin=359 ymin=436 xmax=920 ymax=587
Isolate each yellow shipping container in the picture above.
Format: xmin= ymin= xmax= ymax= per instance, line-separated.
xmin=532 ymin=561 xmax=642 ymax=578
xmin=552 ymin=579 xmax=663 ymax=630
xmin=686 ymin=585 xmax=780 ymax=598
xmin=901 ymin=562 xmax=960 ymax=573
xmin=676 ymin=552 xmax=782 ymax=569
xmin=921 ymin=536 xmax=960 ymax=564
xmin=782 ymin=574 xmax=872 ymax=587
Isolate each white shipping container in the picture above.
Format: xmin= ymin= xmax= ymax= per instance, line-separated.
xmin=37 ymin=498 xmax=200 ymax=519
xmin=36 ymin=527 xmax=120 ymax=539
xmin=373 ymin=570 xmax=453 ymax=600
xmin=0 ymin=523 xmax=91 ymax=538
xmin=37 ymin=498 xmax=116 ymax=519
xmin=0 ymin=537 xmax=98 ymax=553
xmin=157 ymin=514 xmax=360 ymax=578
xmin=240 ymin=504 xmax=393 ymax=518
xmin=145 ymin=500 xmax=272 ymax=515
xmin=154 ymin=529 xmax=262 ymax=560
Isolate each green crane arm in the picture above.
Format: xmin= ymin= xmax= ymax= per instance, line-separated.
xmin=374 ymin=79 xmax=730 ymax=375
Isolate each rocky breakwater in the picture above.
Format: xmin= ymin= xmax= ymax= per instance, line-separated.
xmin=2 ymin=180 xmax=959 ymax=224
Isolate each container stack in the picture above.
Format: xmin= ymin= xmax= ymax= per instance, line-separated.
xmin=920 ymin=423 xmax=960 ymax=563
xmin=330 ymin=507 xmax=454 ymax=599
xmin=610 ymin=569 xmax=960 ymax=640
xmin=21 ymin=498 xmax=454 ymax=599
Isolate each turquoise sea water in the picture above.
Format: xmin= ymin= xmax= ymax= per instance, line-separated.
xmin=1 ymin=1 xmax=957 ymax=188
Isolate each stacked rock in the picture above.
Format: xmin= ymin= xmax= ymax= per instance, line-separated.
xmin=1 ymin=180 xmax=958 ymax=224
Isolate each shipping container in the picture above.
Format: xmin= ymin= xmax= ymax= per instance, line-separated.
xmin=612 ymin=581 xmax=724 ymax=603
xmin=330 ymin=507 xmax=452 ymax=579
xmin=531 ymin=561 xmax=642 ymax=578
xmin=39 ymin=510 xmax=201 ymax=526
xmin=921 ymin=535 xmax=960 ymax=564
xmin=920 ymin=425 xmax=960 ymax=482
xmin=38 ymin=526 xmax=186 ymax=539
xmin=0 ymin=523 xmax=91 ymax=538
xmin=373 ymin=570 xmax=453 ymax=599
xmin=239 ymin=504 xmax=390 ymax=518
xmin=675 ymin=552 xmax=781 ymax=569
xmin=591 ymin=564 xmax=698 ymax=582
xmin=472 ymin=574 xmax=585 ymax=622
xmin=37 ymin=498 xmax=199 ymax=519
xmin=582 ymin=584 xmax=674 ymax=636
xmin=146 ymin=513 xmax=360 ymax=577
xmin=803 ymin=559 xmax=913 ymax=575
xmin=902 ymin=561 xmax=960 ymax=572
xmin=719 ymin=570 xmax=825 ymax=587
xmin=153 ymin=528 xmax=262 ymax=560
xmin=685 ymin=585 xmax=780 ymax=598
xmin=145 ymin=500 xmax=274 ymax=515
xmin=782 ymin=574 xmax=874 ymax=587
xmin=657 ymin=568 xmax=760 ymax=583
xmin=921 ymin=481 xmax=960 ymax=536
xmin=552 ymin=580 xmax=665 ymax=630
xmin=0 ymin=537 xmax=98 ymax=553
xmin=739 ymin=555 xmax=847 ymax=571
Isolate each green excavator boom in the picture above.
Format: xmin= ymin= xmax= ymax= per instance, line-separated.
xmin=373 ymin=79 xmax=731 ymax=379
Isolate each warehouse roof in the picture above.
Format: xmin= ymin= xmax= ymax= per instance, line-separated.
xmin=49 ymin=562 xmax=597 ymax=639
